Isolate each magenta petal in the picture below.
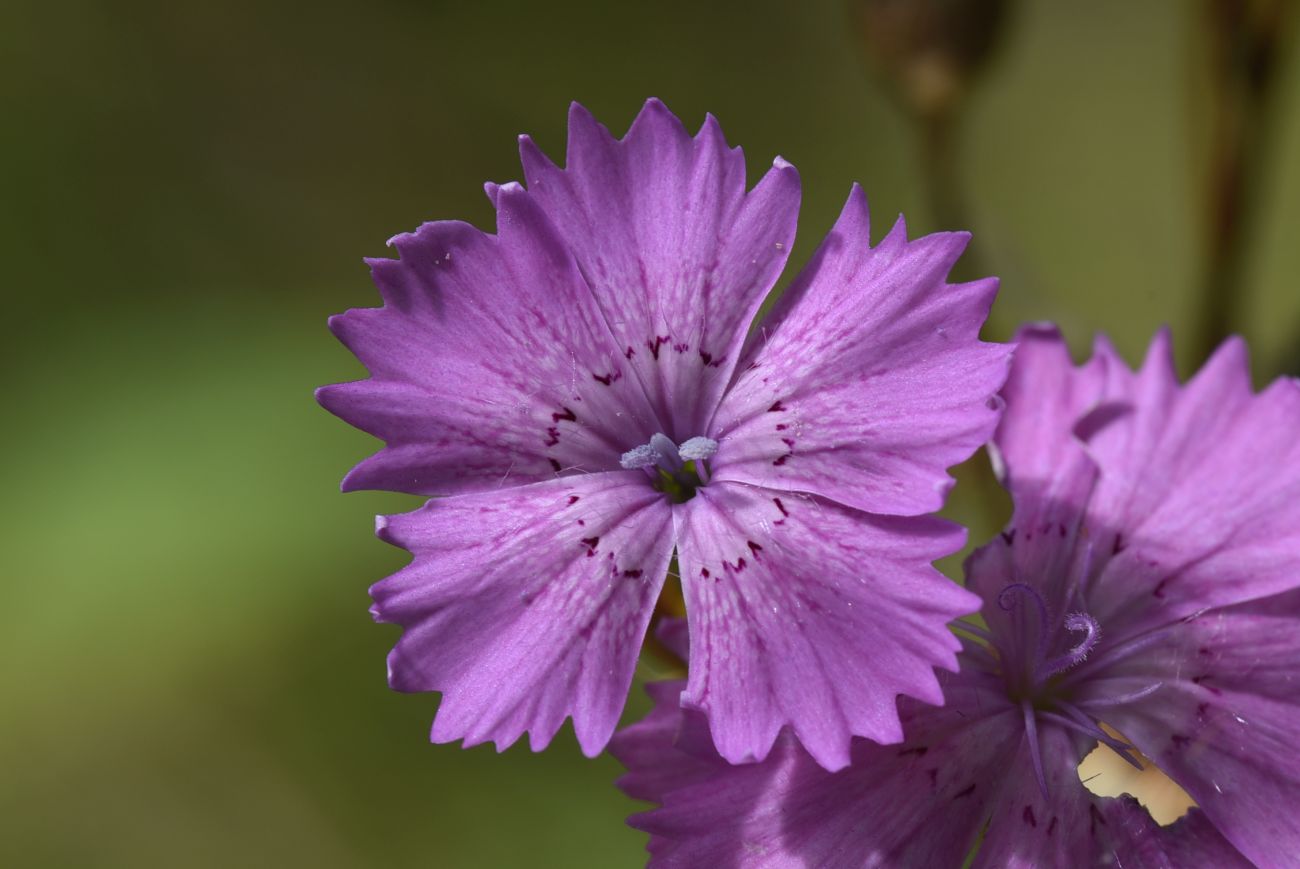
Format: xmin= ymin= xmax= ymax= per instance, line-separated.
xmin=987 ymin=325 xmax=1109 ymax=560
xmin=614 ymin=678 xmax=1018 ymax=867
xmin=710 ymin=186 xmax=1010 ymax=515
xmin=978 ymin=326 xmax=1300 ymax=641
xmin=319 ymin=183 xmax=663 ymax=496
xmin=371 ymin=472 xmax=674 ymax=756
xmin=1085 ymin=336 xmax=1300 ymax=633
xmin=519 ymin=99 xmax=801 ymax=438
xmin=967 ymin=325 xmax=1110 ymax=634
xmin=614 ymin=673 xmax=1252 ymax=867
xmin=990 ymin=325 xmax=1109 ymax=503
xmin=1102 ymin=802 xmax=1252 ymax=868
xmin=971 ymin=724 xmax=1099 ymax=868
xmin=976 ymin=736 xmax=1242 ymax=869
xmin=1095 ymin=587 xmax=1300 ymax=866
xmin=672 ymin=480 xmax=978 ymax=769
xmin=610 ymin=680 xmax=722 ymax=805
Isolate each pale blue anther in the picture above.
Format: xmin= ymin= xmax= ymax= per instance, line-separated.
xmin=620 ymin=443 xmax=662 ymax=470
xmin=620 ymin=433 xmax=718 ymax=471
xmin=677 ymin=436 xmax=719 ymax=461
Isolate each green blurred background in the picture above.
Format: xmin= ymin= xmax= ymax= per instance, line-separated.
xmin=3 ymin=1 xmax=1296 ymax=865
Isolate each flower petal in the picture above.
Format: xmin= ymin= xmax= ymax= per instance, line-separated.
xmin=614 ymin=675 xmax=1251 ymax=868
xmin=972 ymin=724 xmax=1100 ymax=868
xmin=610 ymin=680 xmax=719 ymax=805
xmin=977 ymin=327 xmax=1300 ymax=645
xmin=1102 ymin=801 xmax=1252 ymax=868
xmin=967 ymin=325 xmax=1110 ymax=639
xmin=710 ymin=186 xmax=1010 ymax=515
xmin=519 ymin=99 xmax=801 ymax=438
xmin=1092 ymin=587 xmax=1300 ymax=866
xmin=953 ymin=720 xmax=1243 ymax=868
xmin=371 ymin=472 xmax=674 ymax=756
xmin=319 ymin=182 xmax=662 ymax=496
xmin=990 ymin=325 xmax=1109 ymax=501
xmin=1084 ymin=336 xmax=1300 ymax=633
xmin=672 ymin=480 xmax=978 ymax=769
xmin=613 ymin=676 xmax=1018 ymax=867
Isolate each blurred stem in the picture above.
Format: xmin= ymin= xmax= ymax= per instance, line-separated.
xmin=920 ymin=108 xmax=990 ymax=289
xmin=919 ymin=103 xmax=1012 ymax=356
xmin=847 ymin=0 xmax=1007 ymax=331
xmin=1194 ymin=0 xmax=1291 ymax=366
xmin=920 ymin=112 xmax=963 ymax=241
xmin=917 ymin=107 xmax=1010 ymax=527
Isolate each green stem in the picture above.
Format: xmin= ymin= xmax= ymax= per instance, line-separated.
xmin=1194 ymin=0 xmax=1292 ymax=366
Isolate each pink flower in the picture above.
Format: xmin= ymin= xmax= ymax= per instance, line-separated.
xmin=613 ymin=327 xmax=1300 ymax=866
xmin=318 ymin=100 xmax=1010 ymax=767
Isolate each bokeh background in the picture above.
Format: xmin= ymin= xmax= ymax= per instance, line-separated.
xmin=3 ymin=1 xmax=1297 ymax=865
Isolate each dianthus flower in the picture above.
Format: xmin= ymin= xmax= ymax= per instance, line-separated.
xmin=318 ymin=99 xmax=1010 ymax=767
xmin=613 ymin=326 xmax=1300 ymax=866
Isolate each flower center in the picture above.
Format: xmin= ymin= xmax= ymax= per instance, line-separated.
xmin=956 ymin=583 xmax=1163 ymax=798
xmin=620 ymin=433 xmax=717 ymax=503
xmin=996 ymin=583 xmax=1100 ymax=701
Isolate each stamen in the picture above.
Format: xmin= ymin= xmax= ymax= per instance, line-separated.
xmin=999 ymin=583 xmax=1051 ymax=666
xmin=1037 ymin=612 xmax=1100 ymax=680
xmin=989 ymin=580 xmax=1168 ymax=806
xmin=621 ymin=433 xmax=718 ymax=474
xmin=620 ymin=432 xmax=716 ymax=501
xmin=1039 ymin=711 xmax=1144 ymax=771
xmin=620 ymin=443 xmax=662 ymax=470
xmin=1056 ymin=701 xmax=1144 ymax=770
xmin=1021 ymin=699 xmax=1049 ymax=800
xmin=621 ymin=433 xmax=683 ymax=471
xmin=677 ymin=436 xmax=719 ymax=461
xmin=1074 ymin=536 xmax=1097 ymax=603
xmin=998 ymin=583 xmax=1049 ymax=622
xmin=1056 ymin=626 xmax=1173 ymax=691
xmin=1075 ymin=682 xmax=1164 ymax=709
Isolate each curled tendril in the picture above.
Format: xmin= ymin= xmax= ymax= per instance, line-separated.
xmin=998 ymin=582 xmax=1052 ymax=665
xmin=1038 ymin=612 xmax=1101 ymax=681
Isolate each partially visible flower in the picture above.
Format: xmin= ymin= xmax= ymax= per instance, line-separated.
xmin=318 ymin=99 xmax=1010 ymax=767
xmin=613 ymin=326 xmax=1300 ymax=866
